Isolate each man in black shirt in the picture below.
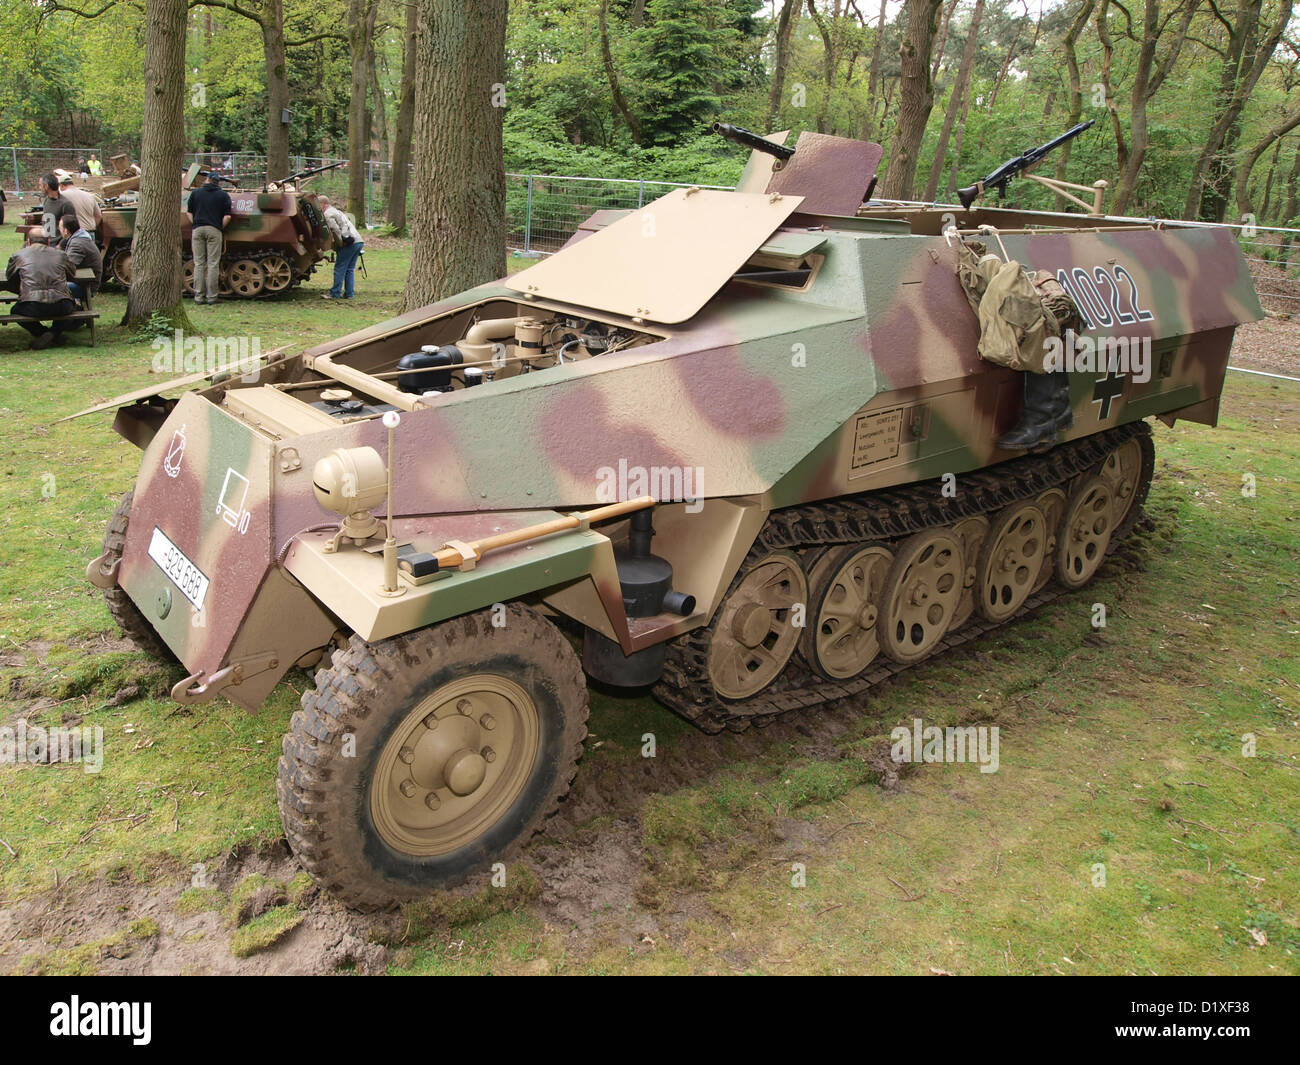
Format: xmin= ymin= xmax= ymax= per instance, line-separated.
xmin=40 ymin=174 xmax=77 ymax=243
xmin=185 ymin=172 xmax=233 ymax=304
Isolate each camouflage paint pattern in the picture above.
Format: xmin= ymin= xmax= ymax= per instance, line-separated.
xmin=82 ymin=151 xmax=1264 ymax=710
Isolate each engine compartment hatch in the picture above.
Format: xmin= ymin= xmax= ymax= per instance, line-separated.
xmin=505 ymin=188 xmax=803 ymax=324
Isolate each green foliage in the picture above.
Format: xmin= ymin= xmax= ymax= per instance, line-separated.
xmin=130 ymin=311 xmax=175 ymax=344
xmin=624 ymin=0 xmax=730 ymax=145
xmin=6 ymin=0 xmax=1300 ymax=222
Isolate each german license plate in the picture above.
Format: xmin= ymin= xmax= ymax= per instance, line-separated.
xmin=147 ymin=527 xmax=210 ymax=610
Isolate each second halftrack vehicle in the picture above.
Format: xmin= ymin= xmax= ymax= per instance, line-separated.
xmin=18 ymin=164 xmax=336 ymax=298
xmin=99 ymin=184 xmax=334 ymax=298
xmin=74 ymin=127 xmax=1262 ymax=907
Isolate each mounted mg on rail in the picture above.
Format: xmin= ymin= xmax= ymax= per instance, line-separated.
xmin=74 ymin=123 xmax=1262 ymax=907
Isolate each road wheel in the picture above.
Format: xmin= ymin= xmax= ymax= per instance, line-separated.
xmin=277 ymin=605 xmax=588 ymax=909
xmin=800 ymin=543 xmax=892 ymax=680
xmin=1032 ymin=489 xmax=1067 ymax=592
xmin=98 ymin=491 xmax=175 ymax=661
xmin=1098 ymin=434 xmax=1152 ymax=540
xmin=705 ymin=550 xmax=808 ymax=700
xmin=226 ymin=258 xmax=265 ymax=298
xmin=259 ymin=254 xmax=293 ymax=293
xmin=879 ymin=530 xmax=963 ymax=664
xmin=182 ymin=257 xmax=195 ymax=292
xmin=1056 ymin=475 xmax=1115 ymax=590
xmin=110 ymin=248 xmax=132 ymax=287
xmin=950 ymin=516 xmax=989 ymax=630
xmin=976 ymin=502 xmax=1047 ymax=622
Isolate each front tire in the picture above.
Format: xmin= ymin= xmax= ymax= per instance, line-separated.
xmin=277 ymin=605 xmax=588 ymax=909
xmin=100 ymin=491 xmax=176 ymax=661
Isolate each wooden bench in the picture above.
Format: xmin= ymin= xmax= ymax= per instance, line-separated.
xmin=0 ymin=268 xmax=100 ymax=346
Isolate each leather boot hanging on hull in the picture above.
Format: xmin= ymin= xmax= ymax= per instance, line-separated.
xmin=998 ymin=371 xmax=1073 ymax=451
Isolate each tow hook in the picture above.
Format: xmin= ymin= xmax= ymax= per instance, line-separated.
xmin=86 ymin=552 xmax=120 ymax=590
xmin=171 ymin=652 xmax=282 ymax=706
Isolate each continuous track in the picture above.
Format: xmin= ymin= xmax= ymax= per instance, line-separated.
xmin=653 ymin=422 xmax=1155 ymax=733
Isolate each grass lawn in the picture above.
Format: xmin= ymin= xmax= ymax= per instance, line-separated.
xmin=0 ymin=229 xmax=1296 ymax=974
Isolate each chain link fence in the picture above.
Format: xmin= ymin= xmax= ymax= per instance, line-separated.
xmin=3 ymin=147 xmax=109 ymax=194
xmin=4 ymin=147 xmax=722 ymax=250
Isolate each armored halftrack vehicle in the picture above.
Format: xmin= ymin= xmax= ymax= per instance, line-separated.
xmin=18 ymin=166 xmax=335 ymax=298
xmin=100 ymin=185 xmax=334 ymax=298
xmin=73 ymin=127 xmax=1262 ymax=907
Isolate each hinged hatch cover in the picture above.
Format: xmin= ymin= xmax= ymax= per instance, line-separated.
xmin=506 ymin=188 xmax=804 ymax=324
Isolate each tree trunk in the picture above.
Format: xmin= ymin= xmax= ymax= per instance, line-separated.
xmin=986 ymin=35 xmax=1018 ymax=113
xmin=263 ymin=0 xmax=291 ymax=183
xmin=386 ymin=0 xmax=418 ymax=234
xmin=946 ymin=72 xmax=973 ymax=196
xmin=879 ymin=0 xmax=943 ymax=200
xmin=1107 ymin=0 xmax=1200 ymax=215
xmin=346 ymin=0 xmax=372 ymax=219
xmin=766 ymin=0 xmax=799 ymax=129
xmin=1108 ymin=1 xmax=1152 ymax=215
xmin=367 ymin=17 xmax=389 ymax=164
xmin=806 ymin=1 xmax=844 ymax=135
xmin=400 ymin=0 xmax=507 ymax=311
xmin=931 ymin=0 xmax=958 ymax=81
xmin=923 ymin=0 xmax=983 ymax=202
xmin=1055 ymin=0 xmax=1096 ymax=210
xmin=1183 ymin=0 xmax=1291 ymax=221
xmin=126 ymin=0 xmax=191 ymax=329
xmin=866 ymin=0 xmax=887 ymax=137
xmin=1280 ymin=146 xmax=1300 ymax=266
xmin=1235 ymin=110 xmax=1300 ymax=221
xmin=600 ymin=0 xmax=642 ymax=145
xmin=1259 ymin=134 xmax=1283 ymax=220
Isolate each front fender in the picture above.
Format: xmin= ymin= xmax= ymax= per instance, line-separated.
xmin=283 ymin=510 xmax=623 ymax=644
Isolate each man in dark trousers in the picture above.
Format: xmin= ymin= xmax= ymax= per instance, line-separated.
xmin=58 ymin=213 xmax=102 ymax=305
xmin=185 ymin=171 xmax=232 ymax=304
xmin=6 ymin=231 xmax=76 ymax=349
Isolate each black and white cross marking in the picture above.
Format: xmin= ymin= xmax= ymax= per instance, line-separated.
xmin=1091 ymin=371 xmax=1126 ymax=420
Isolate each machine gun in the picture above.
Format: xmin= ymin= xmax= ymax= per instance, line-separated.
xmin=956 ymin=120 xmax=1095 ymax=210
xmin=712 ymin=122 xmax=795 ymax=163
xmin=268 ymin=160 xmax=346 ymax=190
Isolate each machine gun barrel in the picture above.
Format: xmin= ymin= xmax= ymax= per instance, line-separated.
xmin=956 ymin=119 xmax=1095 ymax=210
xmin=272 ymin=160 xmax=347 ymax=187
xmin=712 ymin=122 xmax=795 ymax=161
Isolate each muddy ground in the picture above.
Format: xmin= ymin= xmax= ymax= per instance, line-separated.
xmin=0 ymin=662 xmax=902 ymax=974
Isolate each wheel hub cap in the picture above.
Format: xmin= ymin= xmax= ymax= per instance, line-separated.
xmin=732 ymin=602 xmax=773 ymax=647
xmin=370 ymin=675 xmax=538 ymax=857
xmin=409 ymin=714 xmax=485 ymax=794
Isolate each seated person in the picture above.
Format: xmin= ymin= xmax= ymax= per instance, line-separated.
xmin=5 ymin=231 xmax=76 ymax=349
xmin=58 ymin=214 xmax=102 ymax=305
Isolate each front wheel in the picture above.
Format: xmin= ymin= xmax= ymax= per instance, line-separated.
xmin=277 ymin=605 xmax=588 ymax=909
xmin=99 ymin=491 xmax=176 ymax=662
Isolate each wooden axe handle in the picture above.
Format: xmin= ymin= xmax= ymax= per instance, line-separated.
xmin=433 ymin=495 xmax=656 ymax=569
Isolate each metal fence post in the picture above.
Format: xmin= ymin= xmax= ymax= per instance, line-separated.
xmin=524 ymin=175 xmax=534 ymax=255
xmin=11 ymin=148 xmax=19 ymax=194
xmin=638 ymin=180 xmax=645 ymax=208
xmin=366 ymin=160 xmax=373 ymax=228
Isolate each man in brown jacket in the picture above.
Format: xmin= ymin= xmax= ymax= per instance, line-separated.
xmin=6 ymin=231 xmax=76 ymax=349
